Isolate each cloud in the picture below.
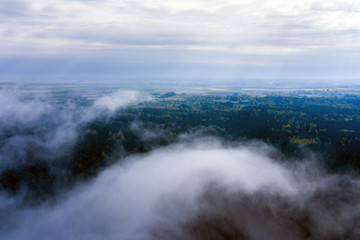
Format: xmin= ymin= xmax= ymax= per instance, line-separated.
xmin=0 ymin=89 xmax=51 ymax=129
xmin=130 ymin=121 xmax=166 ymax=141
xmin=93 ymin=90 xmax=153 ymax=113
xmin=0 ymin=0 xmax=30 ymax=18
xmin=1 ymin=0 xmax=359 ymax=82
xmin=1 ymin=0 xmax=360 ymax=54
xmin=1 ymin=138 xmax=360 ymax=239
xmin=0 ymin=88 xmax=148 ymax=171
xmin=0 ymin=89 xmax=77 ymax=170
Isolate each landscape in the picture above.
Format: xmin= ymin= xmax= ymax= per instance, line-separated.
xmin=1 ymin=0 xmax=360 ymax=239
xmin=1 ymin=82 xmax=360 ymax=239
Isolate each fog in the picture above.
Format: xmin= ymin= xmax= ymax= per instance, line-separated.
xmin=1 ymin=88 xmax=360 ymax=239
xmin=0 ymin=88 xmax=151 ymax=170
xmin=1 ymin=139 xmax=360 ymax=240
xmin=93 ymin=91 xmax=152 ymax=113
xmin=0 ymin=88 xmax=153 ymax=203
xmin=130 ymin=121 xmax=166 ymax=141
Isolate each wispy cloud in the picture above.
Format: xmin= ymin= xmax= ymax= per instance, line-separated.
xmin=0 ymin=88 xmax=149 ymax=170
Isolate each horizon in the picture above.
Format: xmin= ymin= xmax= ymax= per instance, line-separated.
xmin=2 ymin=2 xmax=360 ymax=239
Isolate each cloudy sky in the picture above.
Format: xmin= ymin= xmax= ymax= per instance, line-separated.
xmin=1 ymin=0 xmax=360 ymax=83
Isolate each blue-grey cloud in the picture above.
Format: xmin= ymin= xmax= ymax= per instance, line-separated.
xmin=0 ymin=0 xmax=359 ymax=83
xmin=0 ymin=0 xmax=30 ymax=18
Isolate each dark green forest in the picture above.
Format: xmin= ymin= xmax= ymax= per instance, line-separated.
xmin=2 ymin=93 xmax=360 ymax=202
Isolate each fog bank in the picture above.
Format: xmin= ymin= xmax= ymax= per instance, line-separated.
xmin=1 ymin=139 xmax=360 ymax=240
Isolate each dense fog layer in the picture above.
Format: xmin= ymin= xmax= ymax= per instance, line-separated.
xmin=1 ymin=139 xmax=360 ymax=240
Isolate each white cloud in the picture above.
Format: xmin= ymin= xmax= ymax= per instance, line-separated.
xmin=0 ymin=89 xmax=149 ymax=170
xmin=1 ymin=0 xmax=359 ymax=54
xmin=0 ymin=0 xmax=359 ymax=81
xmin=1 ymin=139 xmax=360 ymax=239
xmin=93 ymin=90 xmax=153 ymax=113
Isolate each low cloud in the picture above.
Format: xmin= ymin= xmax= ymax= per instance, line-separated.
xmin=93 ymin=90 xmax=152 ymax=113
xmin=0 ymin=88 xmax=149 ymax=171
xmin=1 ymin=138 xmax=359 ymax=239
xmin=130 ymin=121 xmax=166 ymax=141
xmin=0 ymin=89 xmax=52 ymax=130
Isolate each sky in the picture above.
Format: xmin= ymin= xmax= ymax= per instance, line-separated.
xmin=1 ymin=0 xmax=360 ymax=83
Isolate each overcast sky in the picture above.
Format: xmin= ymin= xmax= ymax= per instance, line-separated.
xmin=1 ymin=0 xmax=360 ymax=83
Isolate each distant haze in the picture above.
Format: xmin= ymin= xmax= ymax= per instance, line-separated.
xmin=0 ymin=0 xmax=359 ymax=83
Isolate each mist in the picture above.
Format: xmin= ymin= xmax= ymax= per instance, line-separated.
xmin=1 ymin=88 xmax=360 ymax=240
xmin=0 ymin=88 xmax=152 ymax=198
xmin=0 ymin=89 xmax=149 ymax=168
xmin=1 ymin=138 xmax=360 ymax=240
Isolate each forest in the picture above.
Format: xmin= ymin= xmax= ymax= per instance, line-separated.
xmin=1 ymin=92 xmax=360 ymax=203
